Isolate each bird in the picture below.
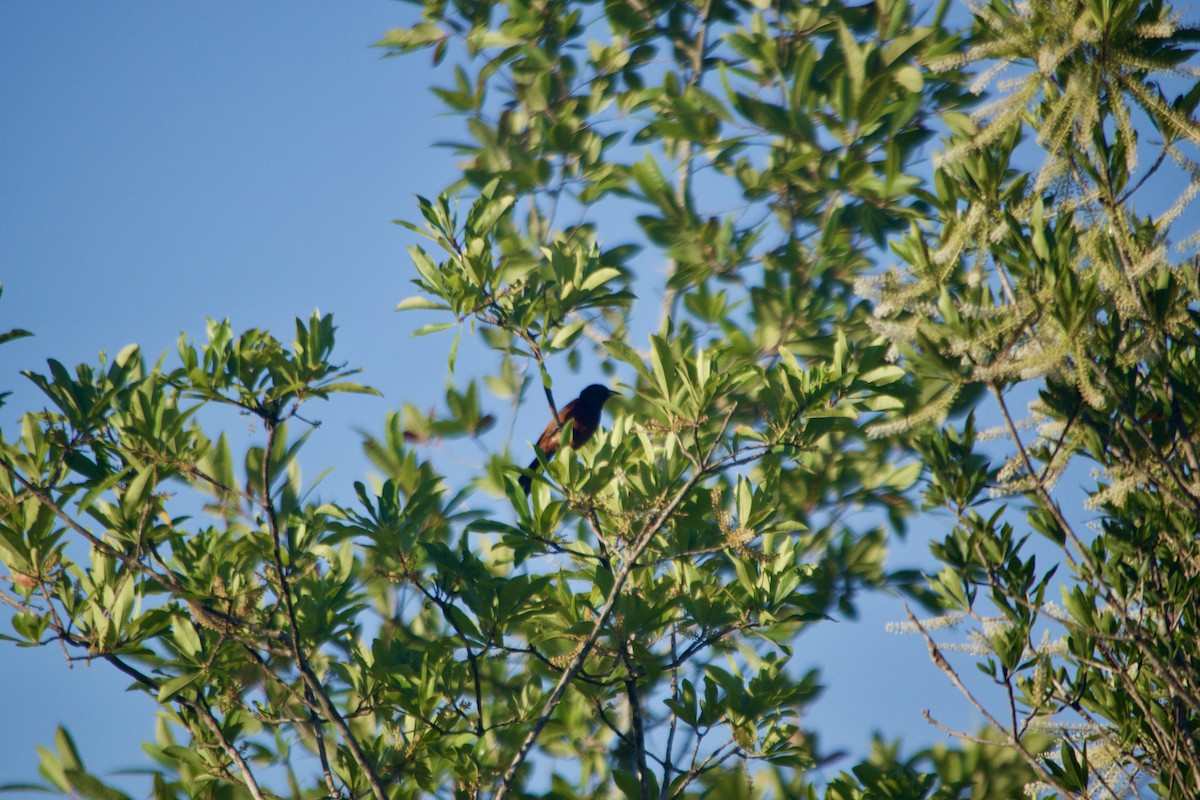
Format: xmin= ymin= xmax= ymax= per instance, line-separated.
xmin=518 ymin=384 xmax=618 ymax=495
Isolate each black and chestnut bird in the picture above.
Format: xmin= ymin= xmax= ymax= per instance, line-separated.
xmin=518 ymin=384 xmax=618 ymax=495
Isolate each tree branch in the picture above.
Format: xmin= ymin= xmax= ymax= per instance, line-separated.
xmin=260 ymin=419 xmax=384 ymax=800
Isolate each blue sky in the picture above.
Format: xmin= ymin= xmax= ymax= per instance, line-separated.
xmin=0 ymin=2 xmax=1058 ymax=795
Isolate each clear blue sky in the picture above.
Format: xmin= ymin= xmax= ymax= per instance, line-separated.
xmin=1 ymin=3 xmax=1001 ymax=794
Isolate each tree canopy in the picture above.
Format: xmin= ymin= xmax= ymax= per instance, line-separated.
xmin=3 ymin=0 xmax=1200 ymax=798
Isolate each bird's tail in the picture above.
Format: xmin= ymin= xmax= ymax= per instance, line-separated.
xmin=518 ymin=457 xmax=539 ymax=495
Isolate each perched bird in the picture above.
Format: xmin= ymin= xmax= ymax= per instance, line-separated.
xmin=519 ymin=384 xmax=618 ymax=495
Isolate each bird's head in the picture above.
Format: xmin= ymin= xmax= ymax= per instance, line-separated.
xmin=580 ymin=384 xmax=618 ymax=406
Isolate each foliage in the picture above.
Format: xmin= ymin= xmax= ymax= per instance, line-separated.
xmin=870 ymin=0 xmax=1200 ymax=796
xmin=2 ymin=0 xmax=1200 ymax=798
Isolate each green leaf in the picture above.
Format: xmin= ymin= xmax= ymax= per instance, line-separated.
xmin=64 ymin=770 xmax=132 ymax=800
xmin=396 ymin=295 xmax=450 ymax=311
xmin=580 ymin=267 xmax=623 ymax=292
xmin=172 ymin=616 xmax=202 ymax=658
xmin=412 ymin=322 xmax=457 ymax=337
xmin=77 ymin=467 xmax=132 ymax=516
xmin=157 ymin=671 xmax=203 ymax=703
xmin=894 ymin=65 xmax=924 ymax=92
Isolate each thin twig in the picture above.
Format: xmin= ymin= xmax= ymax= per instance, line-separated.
xmin=260 ymin=419 xmax=383 ymax=800
xmin=905 ymin=604 xmax=1080 ymax=798
xmin=622 ymin=635 xmax=651 ymax=800
xmin=660 ymin=624 xmax=680 ymax=800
